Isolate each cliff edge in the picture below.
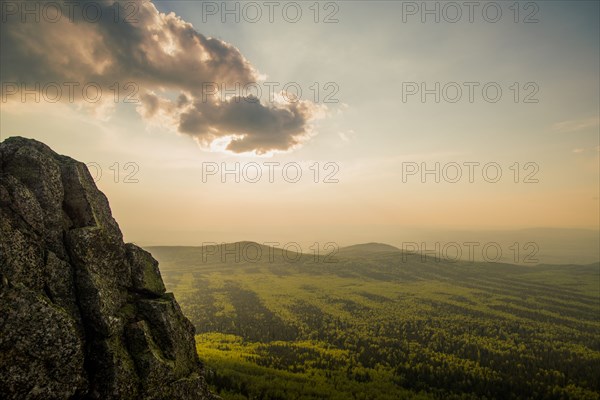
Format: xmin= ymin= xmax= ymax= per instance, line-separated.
xmin=0 ymin=137 xmax=215 ymax=400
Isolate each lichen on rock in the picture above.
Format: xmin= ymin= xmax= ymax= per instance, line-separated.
xmin=0 ymin=137 xmax=215 ymax=400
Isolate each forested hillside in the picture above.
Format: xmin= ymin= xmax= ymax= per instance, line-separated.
xmin=149 ymin=243 xmax=600 ymax=400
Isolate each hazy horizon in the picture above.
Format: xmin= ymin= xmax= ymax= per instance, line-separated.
xmin=2 ymin=0 xmax=599 ymax=254
xmin=140 ymin=226 xmax=600 ymax=266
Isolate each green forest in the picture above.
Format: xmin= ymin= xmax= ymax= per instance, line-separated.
xmin=149 ymin=243 xmax=600 ymax=400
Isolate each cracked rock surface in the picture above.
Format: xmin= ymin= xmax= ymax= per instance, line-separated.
xmin=0 ymin=137 xmax=215 ymax=400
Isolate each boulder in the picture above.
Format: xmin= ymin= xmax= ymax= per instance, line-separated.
xmin=0 ymin=137 xmax=215 ymax=400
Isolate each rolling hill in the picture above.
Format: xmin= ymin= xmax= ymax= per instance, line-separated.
xmin=148 ymin=243 xmax=600 ymax=400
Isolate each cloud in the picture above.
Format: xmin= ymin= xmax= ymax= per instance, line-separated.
xmin=338 ymin=129 xmax=356 ymax=142
xmin=553 ymin=117 xmax=599 ymax=133
xmin=572 ymin=146 xmax=600 ymax=155
xmin=0 ymin=0 xmax=323 ymax=154
xmin=179 ymin=96 xmax=322 ymax=154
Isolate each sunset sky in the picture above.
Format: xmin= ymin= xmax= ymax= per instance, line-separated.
xmin=1 ymin=0 xmax=598 ymax=247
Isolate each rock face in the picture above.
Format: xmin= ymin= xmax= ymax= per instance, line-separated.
xmin=0 ymin=137 xmax=214 ymax=400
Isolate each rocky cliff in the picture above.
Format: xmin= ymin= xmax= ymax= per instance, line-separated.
xmin=0 ymin=137 xmax=214 ymax=400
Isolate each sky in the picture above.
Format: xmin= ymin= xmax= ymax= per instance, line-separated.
xmin=1 ymin=0 xmax=599 ymax=251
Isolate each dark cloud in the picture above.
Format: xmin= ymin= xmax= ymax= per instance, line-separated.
xmin=178 ymin=97 xmax=319 ymax=154
xmin=0 ymin=0 xmax=322 ymax=153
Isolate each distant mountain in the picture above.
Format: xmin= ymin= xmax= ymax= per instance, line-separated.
xmin=385 ymin=228 xmax=599 ymax=265
xmin=338 ymin=242 xmax=401 ymax=257
xmin=149 ymin=242 xmax=404 ymax=271
xmin=148 ymin=241 xmax=316 ymax=271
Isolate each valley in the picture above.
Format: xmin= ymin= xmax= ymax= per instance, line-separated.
xmin=149 ymin=243 xmax=600 ymax=400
